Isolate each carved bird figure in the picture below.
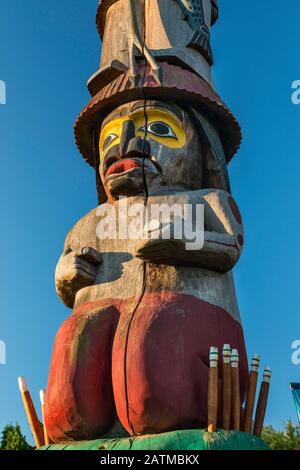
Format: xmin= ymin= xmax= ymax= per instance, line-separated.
xmin=176 ymin=0 xmax=213 ymax=64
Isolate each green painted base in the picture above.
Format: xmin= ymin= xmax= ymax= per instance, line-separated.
xmin=40 ymin=429 xmax=269 ymax=451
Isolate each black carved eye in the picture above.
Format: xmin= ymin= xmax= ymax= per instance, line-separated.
xmin=103 ymin=134 xmax=117 ymax=151
xmin=140 ymin=122 xmax=176 ymax=139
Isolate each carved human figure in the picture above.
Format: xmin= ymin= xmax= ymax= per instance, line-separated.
xmin=45 ymin=100 xmax=248 ymax=441
xmin=90 ymin=0 xmax=218 ymax=94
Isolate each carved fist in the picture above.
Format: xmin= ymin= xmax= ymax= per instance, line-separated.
xmin=135 ymin=219 xmax=186 ymax=264
xmin=55 ymin=247 xmax=102 ymax=308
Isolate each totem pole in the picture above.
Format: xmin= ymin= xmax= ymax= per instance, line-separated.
xmin=44 ymin=0 xmax=252 ymax=444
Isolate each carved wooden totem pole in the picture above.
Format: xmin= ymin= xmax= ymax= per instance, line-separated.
xmin=44 ymin=0 xmax=251 ymax=443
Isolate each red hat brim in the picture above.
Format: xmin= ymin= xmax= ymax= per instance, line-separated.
xmin=74 ymin=62 xmax=241 ymax=167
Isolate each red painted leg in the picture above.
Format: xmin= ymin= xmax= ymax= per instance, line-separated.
xmin=45 ymin=302 xmax=119 ymax=442
xmin=113 ymin=293 xmax=248 ymax=435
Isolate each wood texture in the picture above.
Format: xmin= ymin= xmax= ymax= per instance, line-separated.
xmin=253 ymin=368 xmax=271 ymax=437
xmin=230 ymin=350 xmax=240 ymax=431
xmin=40 ymin=429 xmax=270 ymax=451
xmin=207 ymin=347 xmax=218 ymax=433
xmin=242 ymin=355 xmax=260 ymax=433
xmin=21 ymin=391 xmax=44 ymax=448
xmin=90 ymin=0 xmax=219 ymax=94
xmin=48 ymin=101 xmax=247 ymax=441
xmin=40 ymin=391 xmax=52 ymax=446
xmin=45 ymin=0 xmax=250 ymax=443
xmin=242 ymin=372 xmax=258 ymax=433
xmin=207 ymin=369 xmax=218 ymax=433
xmin=221 ymin=345 xmax=231 ymax=430
xmin=253 ymin=382 xmax=270 ymax=437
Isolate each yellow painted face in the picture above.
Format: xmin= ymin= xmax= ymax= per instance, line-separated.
xmin=99 ymin=108 xmax=186 ymax=160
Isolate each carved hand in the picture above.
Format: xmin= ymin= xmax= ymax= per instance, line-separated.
xmin=55 ymin=247 xmax=102 ymax=308
xmin=135 ymin=219 xmax=186 ymax=264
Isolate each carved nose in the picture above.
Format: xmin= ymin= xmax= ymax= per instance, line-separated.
xmin=126 ymin=138 xmax=150 ymax=159
xmin=103 ymin=136 xmax=151 ymax=175
xmin=120 ymin=120 xmax=135 ymax=156
xmin=120 ymin=120 xmax=150 ymax=158
xmin=103 ymin=145 xmax=120 ymax=175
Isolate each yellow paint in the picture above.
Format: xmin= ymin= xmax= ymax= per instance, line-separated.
xmin=99 ymin=108 xmax=186 ymax=159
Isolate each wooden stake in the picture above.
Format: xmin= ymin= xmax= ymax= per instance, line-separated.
xmin=231 ymin=348 xmax=240 ymax=430
xmin=242 ymin=354 xmax=260 ymax=433
xmin=40 ymin=389 xmax=52 ymax=445
xmin=253 ymin=367 xmax=271 ymax=437
xmin=18 ymin=377 xmax=45 ymax=448
xmin=207 ymin=346 xmax=219 ymax=433
xmin=222 ymin=344 xmax=231 ymax=430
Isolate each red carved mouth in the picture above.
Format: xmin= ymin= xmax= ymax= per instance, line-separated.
xmin=105 ymin=159 xmax=142 ymax=178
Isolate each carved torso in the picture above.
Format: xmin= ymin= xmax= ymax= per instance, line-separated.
xmin=66 ymin=191 xmax=242 ymax=325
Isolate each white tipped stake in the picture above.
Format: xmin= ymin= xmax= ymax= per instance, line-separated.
xmin=242 ymin=354 xmax=260 ymax=433
xmin=18 ymin=377 xmax=45 ymax=448
xmin=222 ymin=344 xmax=232 ymax=430
xmin=263 ymin=366 xmax=272 ymax=383
xmin=231 ymin=349 xmax=240 ymax=430
xmin=207 ymin=347 xmax=219 ymax=433
xmin=254 ymin=367 xmax=272 ymax=437
xmin=39 ymin=389 xmax=51 ymax=445
xmin=251 ymin=354 xmax=260 ymax=373
xmin=231 ymin=349 xmax=239 ymax=368
xmin=39 ymin=389 xmax=46 ymax=406
xmin=210 ymin=346 xmax=219 ymax=367
xmin=18 ymin=376 xmax=29 ymax=393
xmin=223 ymin=344 xmax=231 ymax=363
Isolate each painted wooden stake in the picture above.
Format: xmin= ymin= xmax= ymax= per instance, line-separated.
xmin=222 ymin=344 xmax=231 ymax=430
xmin=18 ymin=377 xmax=45 ymax=448
xmin=207 ymin=346 xmax=219 ymax=433
xmin=40 ymin=389 xmax=52 ymax=445
xmin=242 ymin=354 xmax=260 ymax=433
xmin=231 ymin=348 xmax=240 ymax=430
xmin=253 ymin=367 xmax=272 ymax=437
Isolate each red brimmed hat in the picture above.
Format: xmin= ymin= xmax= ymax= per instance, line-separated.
xmin=74 ymin=62 xmax=241 ymax=168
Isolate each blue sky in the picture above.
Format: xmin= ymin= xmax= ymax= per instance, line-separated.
xmin=0 ymin=0 xmax=299 ymax=444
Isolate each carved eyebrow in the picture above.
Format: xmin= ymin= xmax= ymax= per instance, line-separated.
xmin=101 ymin=105 xmax=133 ymax=128
xmin=101 ymin=102 xmax=184 ymax=130
xmin=130 ymin=102 xmax=184 ymax=123
xmin=101 ymin=111 xmax=124 ymax=129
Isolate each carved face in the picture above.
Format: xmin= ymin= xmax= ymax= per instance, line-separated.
xmin=99 ymin=100 xmax=204 ymax=200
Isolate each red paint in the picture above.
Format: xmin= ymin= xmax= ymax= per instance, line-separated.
xmin=105 ymin=159 xmax=141 ymax=177
xmin=237 ymin=234 xmax=244 ymax=246
xmin=228 ymin=196 xmax=242 ymax=225
xmin=45 ymin=293 xmax=248 ymax=441
xmin=113 ymin=292 xmax=248 ymax=435
xmin=44 ymin=302 xmax=119 ymax=442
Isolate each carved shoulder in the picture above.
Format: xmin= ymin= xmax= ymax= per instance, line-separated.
xmin=62 ymin=207 xmax=99 ymax=255
xmin=198 ymin=189 xmax=243 ymax=239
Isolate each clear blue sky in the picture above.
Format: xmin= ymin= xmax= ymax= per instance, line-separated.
xmin=0 ymin=0 xmax=299 ymax=444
